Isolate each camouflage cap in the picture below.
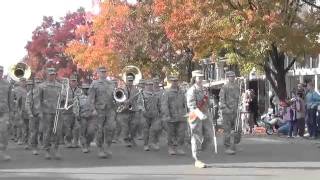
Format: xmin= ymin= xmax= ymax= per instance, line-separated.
xmin=139 ymin=79 xmax=145 ymax=84
xmin=192 ymin=70 xmax=204 ymax=77
xmin=70 ymin=74 xmax=77 ymax=81
xmin=152 ymin=77 xmax=160 ymax=83
xmin=168 ymin=75 xmax=178 ymax=81
xmin=47 ymin=68 xmax=56 ymax=75
xmin=19 ymin=77 xmax=27 ymax=82
xmin=26 ymin=80 xmax=33 ymax=85
xmin=225 ymin=71 xmax=236 ymax=77
xmin=145 ymin=80 xmax=154 ymax=85
xmin=97 ymin=66 xmax=107 ymax=72
xmin=35 ymin=77 xmax=42 ymax=83
xmin=81 ymin=83 xmax=90 ymax=89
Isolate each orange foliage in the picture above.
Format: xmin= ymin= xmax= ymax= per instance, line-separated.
xmin=66 ymin=1 xmax=131 ymax=76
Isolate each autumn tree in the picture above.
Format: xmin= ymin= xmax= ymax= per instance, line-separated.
xmin=154 ymin=0 xmax=320 ymax=100
xmin=66 ymin=1 xmax=130 ymax=77
xmin=25 ymin=8 xmax=88 ymax=79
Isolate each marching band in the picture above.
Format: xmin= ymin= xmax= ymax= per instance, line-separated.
xmin=0 ymin=63 xmax=242 ymax=168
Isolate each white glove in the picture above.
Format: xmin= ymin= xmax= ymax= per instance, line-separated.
xmin=194 ymin=108 xmax=207 ymax=120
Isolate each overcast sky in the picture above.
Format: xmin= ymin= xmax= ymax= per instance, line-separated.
xmin=0 ymin=0 xmax=136 ymax=74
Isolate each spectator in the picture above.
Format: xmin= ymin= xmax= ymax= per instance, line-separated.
xmin=270 ymin=93 xmax=276 ymax=114
xmin=277 ymin=101 xmax=291 ymax=136
xmin=288 ymin=92 xmax=297 ymax=138
xmin=305 ymin=81 xmax=320 ymax=139
xmin=248 ymin=90 xmax=259 ymax=126
xmin=295 ymin=88 xmax=305 ymax=137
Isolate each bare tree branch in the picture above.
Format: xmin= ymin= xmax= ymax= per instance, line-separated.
xmin=301 ymin=0 xmax=320 ymax=9
xmin=285 ymin=58 xmax=296 ymax=72
xmin=226 ymin=0 xmax=238 ymax=9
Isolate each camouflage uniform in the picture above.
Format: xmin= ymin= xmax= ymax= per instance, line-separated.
xmin=0 ymin=66 xmax=11 ymax=160
xmin=25 ymin=80 xmax=42 ymax=154
xmin=73 ymin=84 xmax=95 ymax=153
xmin=136 ymin=79 xmax=146 ymax=140
xmin=142 ymin=80 xmax=162 ymax=150
xmin=162 ymin=77 xmax=187 ymax=155
xmin=186 ymin=70 xmax=213 ymax=164
xmin=36 ymin=68 xmax=63 ymax=159
xmin=11 ymin=79 xmax=29 ymax=146
xmin=88 ymin=67 xmax=116 ymax=158
xmin=117 ymin=82 xmax=142 ymax=147
xmin=219 ymin=71 xmax=241 ymax=154
xmin=61 ymin=77 xmax=82 ymax=148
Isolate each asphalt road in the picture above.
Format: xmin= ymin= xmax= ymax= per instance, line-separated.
xmin=1 ymin=135 xmax=320 ymax=179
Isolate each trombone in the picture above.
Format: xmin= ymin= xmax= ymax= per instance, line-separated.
xmin=53 ymin=78 xmax=73 ymax=134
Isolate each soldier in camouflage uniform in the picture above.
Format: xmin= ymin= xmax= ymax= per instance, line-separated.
xmin=117 ymin=75 xmax=142 ymax=147
xmin=219 ymin=71 xmax=241 ymax=155
xmin=186 ymin=70 xmax=213 ymax=168
xmin=162 ymin=75 xmax=187 ymax=155
xmin=73 ymin=83 xmax=95 ymax=153
xmin=142 ymin=80 xmax=162 ymax=151
xmin=34 ymin=78 xmax=44 ymax=147
xmin=36 ymin=68 xmax=63 ymax=160
xmin=25 ymin=79 xmax=42 ymax=155
xmin=62 ymin=74 xmax=82 ymax=148
xmin=12 ymin=78 xmax=29 ymax=148
xmin=153 ymin=77 xmax=167 ymax=133
xmin=0 ymin=66 xmax=11 ymax=161
xmin=112 ymin=79 xmax=121 ymax=143
xmin=88 ymin=67 xmax=116 ymax=158
xmin=136 ymin=79 xmax=146 ymax=140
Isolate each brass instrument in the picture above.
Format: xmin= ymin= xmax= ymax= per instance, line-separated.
xmin=8 ymin=62 xmax=31 ymax=81
xmin=121 ymin=65 xmax=142 ymax=86
xmin=114 ymin=65 xmax=143 ymax=112
xmin=113 ymin=87 xmax=128 ymax=103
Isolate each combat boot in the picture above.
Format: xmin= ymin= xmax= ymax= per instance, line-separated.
xmin=131 ymin=139 xmax=137 ymax=147
xmin=32 ymin=148 xmax=39 ymax=155
xmin=17 ymin=140 xmax=23 ymax=145
xmin=72 ymin=141 xmax=80 ymax=148
xmin=225 ymin=148 xmax=236 ymax=155
xmin=144 ymin=145 xmax=150 ymax=151
xmin=195 ymin=160 xmax=207 ymax=168
xmin=150 ymin=143 xmax=160 ymax=151
xmin=0 ymin=151 xmax=11 ymax=161
xmin=65 ymin=142 xmax=73 ymax=148
xmin=176 ymin=147 xmax=185 ymax=155
xmin=53 ymin=148 xmax=62 ymax=160
xmin=168 ymin=146 xmax=176 ymax=155
xmin=24 ymin=144 xmax=30 ymax=150
xmin=81 ymin=144 xmax=89 ymax=153
xmin=98 ymin=147 xmax=107 ymax=158
xmin=104 ymin=145 xmax=112 ymax=158
xmin=44 ymin=149 xmax=51 ymax=160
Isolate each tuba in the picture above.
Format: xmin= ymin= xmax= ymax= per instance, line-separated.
xmin=121 ymin=65 xmax=142 ymax=86
xmin=8 ymin=62 xmax=32 ymax=81
xmin=114 ymin=65 xmax=143 ymax=112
